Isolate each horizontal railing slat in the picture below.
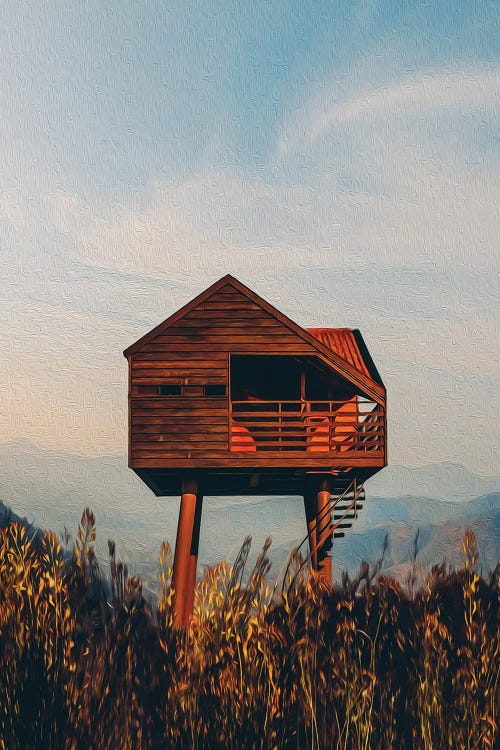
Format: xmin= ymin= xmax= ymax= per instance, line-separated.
xmin=229 ymin=398 xmax=384 ymax=454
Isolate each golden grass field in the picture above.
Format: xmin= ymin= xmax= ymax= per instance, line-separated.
xmin=0 ymin=509 xmax=498 ymax=749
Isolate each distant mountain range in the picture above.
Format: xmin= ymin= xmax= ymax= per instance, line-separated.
xmin=0 ymin=498 xmax=44 ymax=547
xmin=365 ymin=463 xmax=500 ymax=503
xmin=331 ymin=491 xmax=499 ymax=582
xmin=0 ymin=439 xmax=498 ymax=593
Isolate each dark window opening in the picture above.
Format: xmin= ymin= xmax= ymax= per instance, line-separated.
xmin=204 ymin=384 xmax=227 ymax=397
xmin=230 ymin=356 xmax=301 ymax=401
xmin=305 ymin=367 xmax=331 ymax=400
xmin=159 ymin=384 xmax=182 ymax=396
xmin=230 ymin=355 xmax=356 ymax=402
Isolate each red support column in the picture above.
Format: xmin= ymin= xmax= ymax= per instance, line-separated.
xmin=172 ymin=477 xmax=199 ymax=627
xmin=316 ymin=478 xmax=333 ymax=588
xmin=183 ymin=487 xmax=203 ymax=623
xmin=303 ymin=491 xmax=318 ymax=569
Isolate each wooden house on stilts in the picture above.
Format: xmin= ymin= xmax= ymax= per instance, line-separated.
xmin=124 ymin=274 xmax=386 ymax=625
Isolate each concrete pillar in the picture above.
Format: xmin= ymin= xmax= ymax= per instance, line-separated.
xmin=172 ymin=477 xmax=200 ymax=626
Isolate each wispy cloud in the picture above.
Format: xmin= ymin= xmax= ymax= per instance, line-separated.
xmin=278 ymin=66 xmax=500 ymax=157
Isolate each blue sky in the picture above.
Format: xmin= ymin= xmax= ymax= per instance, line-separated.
xmin=1 ymin=1 xmax=499 ymax=474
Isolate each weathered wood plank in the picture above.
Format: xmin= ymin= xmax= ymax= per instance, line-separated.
xmin=182 ymin=310 xmax=276 ymax=321
xmin=173 ymin=318 xmax=282 ymax=328
xmin=132 ymin=436 xmax=228 ymax=447
xmin=132 ymin=415 xmax=229 ymax=425
xmin=132 ymin=430 xmax=228 ymax=440
xmin=229 ymin=425 xmax=384 ymax=435
xmin=132 ymin=376 xmax=226 ymax=385
xmin=230 ymin=441 xmax=308 ymax=448
xmin=131 ymin=411 xmax=229 ymax=421
xmin=139 ymin=343 xmax=315 ymax=353
xmin=198 ymin=300 xmax=263 ymax=311
xmin=134 ymin=423 xmax=228 ymax=435
xmin=132 ymin=352 xmax=228 ymax=362
xmin=130 ymin=455 xmax=386 ymax=467
xmin=132 ymin=367 xmax=227 ymax=376
xmin=133 ymin=428 xmax=382 ymax=443
xmin=203 ymin=290 xmax=255 ymax=300
xmin=132 ymin=440 xmax=381 ymax=451
xmin=167 ymin=325 xmax=287 ymax=335
xmin=131 ymin=398 xmax=228 ymax=409
xmin=149 ymin=334 xmax=303 ymax=344
xmin=131 ymin=385 xmax=159 ymax=395
xmin=229 ymin=418 xmax=384 ymax=427
xmin=131 ymin=451 xmax=190 ymax=459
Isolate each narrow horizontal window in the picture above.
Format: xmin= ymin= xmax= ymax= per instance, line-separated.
xmin=159 ymin=384 xmax=182 ymax=396
xmin=204 ymin=384 xmax=227 ymax=397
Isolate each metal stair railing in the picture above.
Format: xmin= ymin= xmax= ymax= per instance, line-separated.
xmin=281 ymin=480 xmax=365 ymax=593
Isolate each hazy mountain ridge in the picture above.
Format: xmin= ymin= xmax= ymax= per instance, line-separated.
xmin=356 ymin=492 xmax=500 ymax=528
xmin=332 ymin=497 xmax=499 ymax=579
xmin=0 ymin=499 xmax=44 ymax=547
xmin=365 ymin=462 xmax=500 ymax=502
xmin=0 ymin=440 xmax=498 ymax=589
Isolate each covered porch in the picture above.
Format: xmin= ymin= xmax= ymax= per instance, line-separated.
xmin=229 ymin=355 xmax=385 ymax=456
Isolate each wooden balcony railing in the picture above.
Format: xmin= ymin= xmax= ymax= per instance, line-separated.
xmin=229 ymin=399 xmax=384 ymax=454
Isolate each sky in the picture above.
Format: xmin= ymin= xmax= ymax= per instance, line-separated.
xmin=1 ymin=1 xmax=499 ymax=475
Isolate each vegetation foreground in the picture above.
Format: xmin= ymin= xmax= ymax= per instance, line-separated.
xmin=0 ymin=509 xmax=498 ymax=750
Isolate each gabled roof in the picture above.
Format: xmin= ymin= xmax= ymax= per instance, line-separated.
xmin=124 ymin=274 xmax=385 ymax=404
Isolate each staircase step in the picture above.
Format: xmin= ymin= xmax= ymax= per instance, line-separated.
xmin=290 ymin=482 xmax=366 ymax=572
xmin=332 ymin=505 xmax=363 ymax=513
xmin=332 ymin=504 xmax=363 ymax=512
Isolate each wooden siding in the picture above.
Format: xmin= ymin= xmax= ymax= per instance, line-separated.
xmin=130 ymin=394 xmax=230 ymax=460
xmin=137 ymin=284 xmax=318 ymax=356
xmin=129 ymin=284 xmax=317 ymax=463
xmin=130 ymin=341 xmax=229 ymax=456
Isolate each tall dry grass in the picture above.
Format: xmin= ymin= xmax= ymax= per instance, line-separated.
xmin=0 ymin=509 xmax=498 ymax=749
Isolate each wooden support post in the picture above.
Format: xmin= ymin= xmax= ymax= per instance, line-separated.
xmin=316 ymin=477 xmax=333 ymax=589
xmin=303 ymin=491 xmax=318 ymax=569
xmin=183 ymin=487 xmax=203 ymax=623
xmin=172 ymin=477 xmax=199 ymax=627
